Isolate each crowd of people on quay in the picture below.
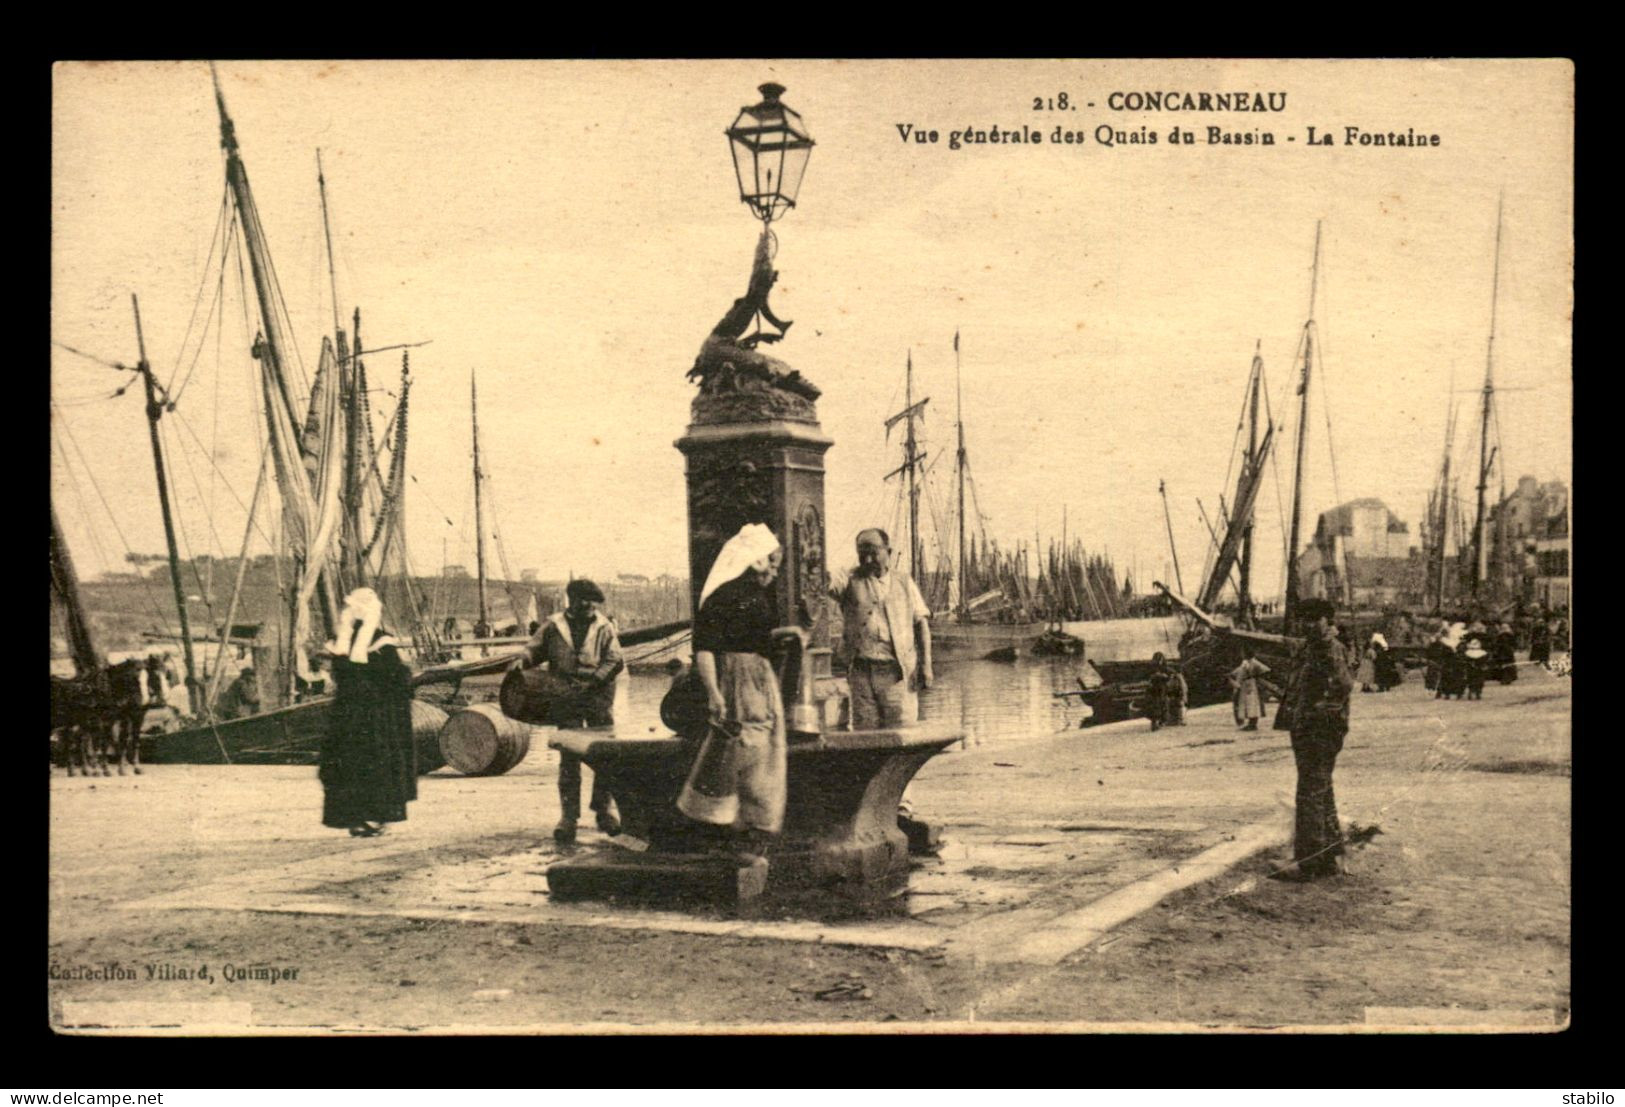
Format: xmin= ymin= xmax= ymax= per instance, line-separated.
xmin=1416 ymin=610 xmax=1571 ymax=699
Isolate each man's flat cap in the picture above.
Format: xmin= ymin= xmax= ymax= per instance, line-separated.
xmin=567 ymin=579 xmax=605 ymax=603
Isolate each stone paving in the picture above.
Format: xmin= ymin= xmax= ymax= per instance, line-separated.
xmin=101 ymin=702 xmax=1291 ymax=969
xmin=51 ymin=665 xmax=1571 ymax=1032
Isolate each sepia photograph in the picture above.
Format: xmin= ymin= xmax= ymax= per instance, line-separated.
xmin=49 ymin=58 xmax=1572 ymax=1034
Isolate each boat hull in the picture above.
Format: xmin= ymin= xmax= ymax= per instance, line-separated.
xmin=141 ymin=699 xmax=331 ymax=765
xmin=1080 ymin=626 xmax=1299 ymax=727
xmin=929 ymin=619 xmax=1045 ymax=660
xmin=141 ymin=696 xmax=449 ymax=769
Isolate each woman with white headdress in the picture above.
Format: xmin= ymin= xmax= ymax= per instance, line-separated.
xmin=676 ymin=523 xmax=796 ymax=862
xmin=320 ymin=587 xmax=417 ymax=837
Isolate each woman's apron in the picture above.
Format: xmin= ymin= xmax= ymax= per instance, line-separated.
xmin=676 ymin=651 xmax=788 ymax=833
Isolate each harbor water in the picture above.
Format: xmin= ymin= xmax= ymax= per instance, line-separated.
xmin=609 ymin=654 xmax=1118 ymax=751
xmin=463 ymin=613 xmax=1184 ymax=751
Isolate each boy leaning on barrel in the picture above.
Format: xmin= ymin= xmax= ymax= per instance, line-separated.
xmin=511 ymin=579 xmax=625 ymax=845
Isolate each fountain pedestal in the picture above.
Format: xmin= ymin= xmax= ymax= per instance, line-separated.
xmin=544 ymin=263 xmax=962 ymax=914
xmin=545 ymin=721 xmax=959 ymax=911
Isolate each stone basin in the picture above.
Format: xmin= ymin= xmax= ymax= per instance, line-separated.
xmin=545 ymin=720 xmax=962 ymax=913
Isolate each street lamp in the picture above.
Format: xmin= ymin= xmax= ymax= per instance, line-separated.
xmin=726 ymin=83 xmax=814 ymax=224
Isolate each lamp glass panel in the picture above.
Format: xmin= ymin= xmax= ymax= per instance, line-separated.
xmin=729 ymin=132 xmax=755 ymax=206
xmin=778 ymin=143 xmax=811 ymax=208
xmin=761 ymin=137 xmax=787 ymax=213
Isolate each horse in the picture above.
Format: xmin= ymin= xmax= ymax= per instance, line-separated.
xmin=49 ymin=659 xmax=148 ymax=777
xmin=104 ymin=659 xmax=150 ymax=775
xmin=50 ymin=668 xmax=112 ymax=777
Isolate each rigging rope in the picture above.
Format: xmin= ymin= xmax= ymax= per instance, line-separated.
xmin=480 ymin=474 xmax=529 ymax=626
xmin=51 ymin=341 xmax=132 ymax=373
xmin=157 ymin=416 xmax=228 ymax=626
xmin=163 ymin=186 xmax=232 ymax=396
xmin=230 ymin=210 xmax=256 ymax=365
xmin=1267 ymin=361 xmax=1291 ymax=605
xmin=51 ymin=433 xmax=114 ymax=577
xmin=207 ymin=269 xmax=227 ymax=557
xmin=362 ymin=382 xmax=410 ymax=564
xmin=408 ymin=473 xmax=458 ymax=528
xmin=623 ymin=631 xmax=694 ymax=668
xmin=1312 ymin=321 xmax=1345 ymax=511
xmin=168 ymin=209 xmax=234 ymax=407
xmin=51 ymin=386 xmax=138 ymax=407
xmin=51 ymin=406 xmax=172 ymax=628
xmin=172 ymin=407 xmax=280 ymax=551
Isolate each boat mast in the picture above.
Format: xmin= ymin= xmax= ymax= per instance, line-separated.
xmin=1238 ymin=342 xmax=1262 ymax=626
xmin=350 ymin=307 xmax=367 ymax=585
xmin=471 ymin=371 xmax=490 ymax=640
xmin=132 ymin=295 xmax=201 ymax=714
xmin=212 ymin=64 xmax=337 ymax=645
xmin=1433 ymin=398 xmax=1457 ymax=614
xmin=955 ymin=330 xmax=967 ymax=622
xmin=317 ymin=151 xmax=345 ymax=343
xmin=317 ymin=150 xmax=365 ymax=588
xmin=884 ymin=351 xmax=929 ymax=586
xmin=1283 ymin=221 xmax=1321 ymax=628
xmin=212 ymin=66 xmax=303 ymax=443
xmin=50 ymin=503 xmax=103 ymax=677
xmin=1158 ymin=479 xmax=1184 ymax=595
xmin=906 ymin=352 xmax=922 ymax=583
xmin=1472 ymin=197 xmax=1503 ymax=605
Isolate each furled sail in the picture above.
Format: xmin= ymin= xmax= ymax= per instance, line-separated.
xmin=289 ymin=338 xmax=347 ymax=680
xmin=1196 ymin=422 xmax=1275 ymax=612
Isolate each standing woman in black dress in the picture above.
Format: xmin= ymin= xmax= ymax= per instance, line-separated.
xmin=677 ymin=523 xmax=798 ymax=862
xmin=321 ymin=587 xmax=417 ymax=837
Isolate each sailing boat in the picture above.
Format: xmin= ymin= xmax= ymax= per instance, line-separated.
xmin=1081 ymin=229 xmax=1329 ymax=723
xmin=1088 ymin=344 xmax=1285 ymax=690
xmin=129 ymin=67 xmax=447 ymax=765
xmin=1421 ymin=393 xmax=1461 ymax=616
xmin=62 ymin=67 xmax=688 ymax=764
xmin=1348 ymin=202 xmax=1509 ymax=649
xmin=882 ymin=338 xmax=1043 ymax=660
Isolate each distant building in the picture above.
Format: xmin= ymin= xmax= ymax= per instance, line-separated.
xmin=1488 ymin=475 xmax=1569 ymax=610
xmin=1296 ymin=498 xmax=1425 ymax=608
xmin=1534 ymin=506 xmax=1570 ymax=612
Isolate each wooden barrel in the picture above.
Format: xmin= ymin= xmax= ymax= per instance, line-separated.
xmin=410 ymin=699 xmax=450 ymax=774
xmin=439 ymin=703 xmax=532 ymax=776
xmin=659 ymin=666 xmax=709 ymax=738
xmin=499 ymin=666 xmax=577 ymax=725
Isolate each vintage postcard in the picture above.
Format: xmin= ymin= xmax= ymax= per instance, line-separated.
xmin=49 ymin=58 xmax=1572 ymax=1034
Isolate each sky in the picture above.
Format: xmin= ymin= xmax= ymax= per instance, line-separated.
xmin=52 ymin=59 xmax=1572 ymax=607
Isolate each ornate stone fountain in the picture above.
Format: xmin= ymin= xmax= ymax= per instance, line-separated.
xmin=545 ymin=84 xmax=960 ymax=914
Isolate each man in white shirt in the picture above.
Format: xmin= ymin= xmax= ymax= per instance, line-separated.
xmin=829 ymin=528 xmax=933 ymax=728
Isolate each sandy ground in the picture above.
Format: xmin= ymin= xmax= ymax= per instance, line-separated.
xmin=48 ymin=664 xmax=1569 ymax=1032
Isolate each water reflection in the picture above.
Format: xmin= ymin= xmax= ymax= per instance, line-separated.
xmin=616 ymin=655 xmax=1101 ymax=750
xmin=604 ymin=617 xmax=1179 ymax=747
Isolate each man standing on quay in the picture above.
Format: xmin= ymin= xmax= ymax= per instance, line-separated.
xmin=830 ymin=528 xmax=933 ymax=729
xmin=1276 ymin=597 xmax=1354 ymax=881
xmin=515 ymin=579 xmax=624 ymax=845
